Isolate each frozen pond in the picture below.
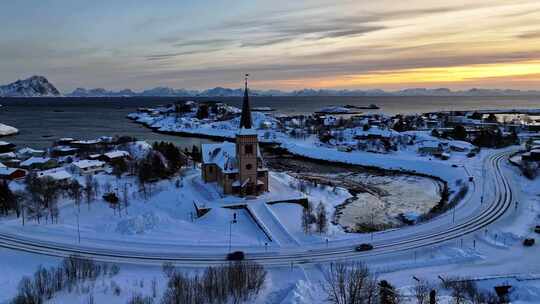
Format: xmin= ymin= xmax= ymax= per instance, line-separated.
xmin=334 ymin=173 xmax=443 ymax=232
xmin=265 ymin=155 xmax=443 ymax=232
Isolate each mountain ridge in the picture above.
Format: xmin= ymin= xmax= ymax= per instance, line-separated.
xmin=67 ymin=86 xmax=540 ymax=97
xmin=2 ymin=76 xmax=540 ymax=97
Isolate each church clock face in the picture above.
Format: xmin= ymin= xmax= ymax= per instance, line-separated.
xmin=246 ymin=163 xmax=253 ymax=170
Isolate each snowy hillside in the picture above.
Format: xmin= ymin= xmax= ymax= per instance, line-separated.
xmin=0 ymin=76 xmax=61 ymax=97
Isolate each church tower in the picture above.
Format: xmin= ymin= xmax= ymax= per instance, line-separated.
xmin=236 ymin=74 xmax=260 ymax=195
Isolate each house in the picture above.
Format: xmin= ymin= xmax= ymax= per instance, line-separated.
xmin=51 ymin=146 xmax=78 ymax=157
xmin=0 ymin=152 xmax=16 ymax=160
xmin=69 ymin=139 xmax=103 ymax=151
xmin=72 ymin=159 xmax=106 ymax=175
xmin=201 ymin=76 xmax=269 ymax=196
xmin=37 ymin=168 xmax=72 ymax=182
xmin=56 ymin=138 xmax=75 ymax=145
xmin=0 ymin=167 xmax=26 ymax=180
xmin=0 ymin=141 xmax=16 ymax=153
xmin=530 ymin=149 xmax=540 ymax=161
xmin=101 ymin=150 xmax=130 ymax=162
xmin=418 ymin=142 xmax=443 ymax=156
xmin=20 ymin=157 xmax=57 ymax=169
xmin=17 ymin=147 xmax=45 ymax=158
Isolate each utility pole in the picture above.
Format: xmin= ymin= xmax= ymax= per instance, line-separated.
xmin=76 ymin=212 xmax=81 ymax=244
xmin=371 ymin=213 xmax=374 ymax=241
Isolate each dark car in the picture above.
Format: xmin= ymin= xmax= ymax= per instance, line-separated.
xmin=227 ymin=251 xmax=245 ymax=261
xmin=523 ymin=238 xmax=535 ymax=247
xmin=535 ymin=226 xmax=540 ymax=234
xmin=467 ymin=152 xmax=476 ymax=158
xmin=355 ymin=243 xmax=374 ymax=252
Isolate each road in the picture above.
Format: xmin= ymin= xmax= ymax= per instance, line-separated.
xmin=0 ymin=150 xmax=515 ymax=266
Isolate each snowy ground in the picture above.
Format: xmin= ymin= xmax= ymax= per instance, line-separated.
xmin=1 ymin=168 xmax=352 ymax=251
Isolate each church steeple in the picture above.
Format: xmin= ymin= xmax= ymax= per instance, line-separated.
xmin=239 ymin=74 xmax=253 ymax=129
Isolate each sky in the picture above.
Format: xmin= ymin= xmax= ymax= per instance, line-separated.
xmin=1 ymin=0 xmax=540 ymax=92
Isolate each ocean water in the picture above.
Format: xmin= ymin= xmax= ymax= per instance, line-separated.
xmin=0 ymin=96 xmax=539 ymax=149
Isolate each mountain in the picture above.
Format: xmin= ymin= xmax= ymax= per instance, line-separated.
xmin=70 ymin=88 xmax=137 ymax=97
xmin=0 ymin=76 xmax=61 ymax=97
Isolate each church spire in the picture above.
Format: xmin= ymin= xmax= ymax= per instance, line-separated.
xmin=239 ymin=73 xmax=253 ymax=129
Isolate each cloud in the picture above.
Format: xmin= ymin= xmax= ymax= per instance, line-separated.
xmin=517 ymin=31 xmax=540 ymax=39
xmin=145 ymin=48 xmax=223 ymax=61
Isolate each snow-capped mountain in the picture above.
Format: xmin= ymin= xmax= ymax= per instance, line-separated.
xmin=0 ymin=76 xmax=61 ymax=97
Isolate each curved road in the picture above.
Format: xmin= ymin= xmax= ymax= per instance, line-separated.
xmin=0 ymin=150 xmax=515 ymax=266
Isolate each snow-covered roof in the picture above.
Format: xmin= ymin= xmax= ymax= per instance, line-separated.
xmin=201 ymin=142 xmax=238 ymax=173
xmin=104 ymin=150 xmax=130 ymax=159
xmin=317 ymin=106 xmax=351 ymax=114
xmin=17 ymin=147 xmax=45 ymax=155
xmin=0 ymin=152 xmax=16 ymax=159
xmin=37 ymin=168 xmax=72 ymax=181
xmin=0 ymin=167 xmax=24 ymax=176
xmin=353 ymin=126 xmax=400 ymax=138
xmin=72 ymin=159 xmax=105 ymax=169
xmin=418 ymin=141 xmax=441 ymax=149
xmin=71 ymin=139 xmax=101 ymax=145
xmin=53 ymin=146 xmax=78 ymax=152
xmin=448 ymin=141 xmax=474 ymax=150
xmin=0 ymin=123 xmax=18 ymax=136
xmin=0 ymin=162 xmax=5 ymax=168
xmin=20 ymin=157 xmax=51 ymax=167
xmin=0 ymin=141 xmax=13 ymax=146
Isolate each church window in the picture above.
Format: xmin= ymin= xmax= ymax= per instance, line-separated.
xmin=246 ymin=163 xmax=253 ymax=170
xmin=245 ymin=144 xmax=253 ymax=154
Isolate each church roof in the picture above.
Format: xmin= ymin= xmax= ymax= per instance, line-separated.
xmin=201 ymin=142 xmax=238 ymax=173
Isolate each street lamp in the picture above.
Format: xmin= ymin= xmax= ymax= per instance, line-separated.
xmin=228 ymin=212 xmax=237 ymax=252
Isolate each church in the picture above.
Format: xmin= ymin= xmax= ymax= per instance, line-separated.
xmin=201 ymin=76 xmax=269 ymax=196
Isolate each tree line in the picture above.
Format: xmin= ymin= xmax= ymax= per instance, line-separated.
xmin=11 ymin=255 xmax=119 ymax=304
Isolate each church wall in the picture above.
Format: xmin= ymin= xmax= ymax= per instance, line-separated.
xmin=202 ymin=164 xmax=218 ymax=182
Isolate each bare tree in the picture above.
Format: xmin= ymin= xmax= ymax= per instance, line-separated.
xmin=161 ymin=261 xmax=266 ymax=304
xmin=316 ymin=201 xmax=328 ymax=234
xmin=301 ymin=206 xmax=312 ymax=235
xmin=84 ymin=175 xmax=96 ymax=209
xmin=68 ymin=180 xmax=83 ymax=211
xmin=413 ymin=279 xmax=434 ymax=304
xmin=321 ymin=262 xmax=379 ymax=304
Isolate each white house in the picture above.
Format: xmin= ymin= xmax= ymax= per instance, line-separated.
xmin=71 ymin=160 xmax=106 ymax=175
xmin=102 ymin=150 xmax=130 ymax=162
xmin=37 ymin=168 xmax=72 ymax=182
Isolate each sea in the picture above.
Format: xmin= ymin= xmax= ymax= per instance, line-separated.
xmin=1 ymin=96 xmax=539 ymax=150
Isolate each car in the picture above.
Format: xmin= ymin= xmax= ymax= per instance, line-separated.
xmin=355 ymin=243 xmax=374 ymax=252
xmin=523 ymin=238 xmax=535 ymax=247
xmin=467 ymin=152 xmax=476 ymax=158
xmin=226 ymin=251 xmax=245 ymax=261
xmin=469 ymin=176 xmax=474 ymax=182
xmin=534 ymin=226 xmax=540 ymax=234
xmin=452 ymin=164 xmax=458 ymax=168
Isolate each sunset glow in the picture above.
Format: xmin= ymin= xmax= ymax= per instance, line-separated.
xmin=1 ymin=0 xmax=540 ymax=91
